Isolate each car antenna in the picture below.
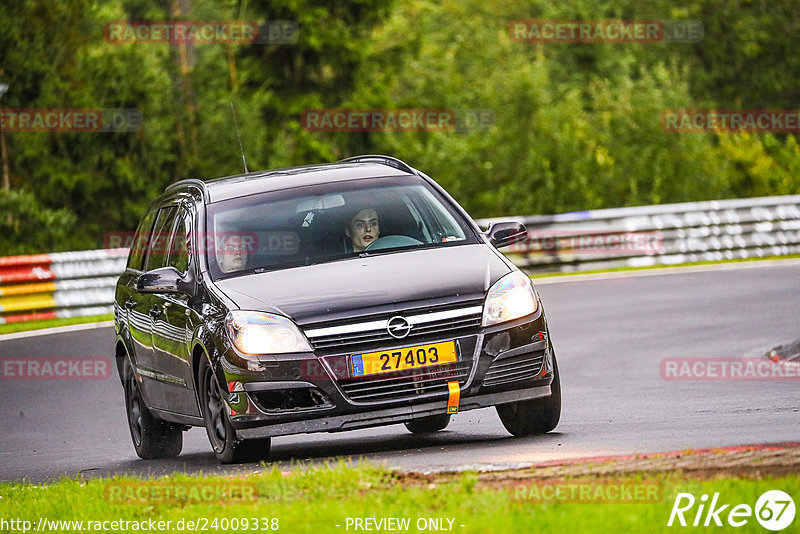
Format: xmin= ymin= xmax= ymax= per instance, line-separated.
xmin=230 ymin=101 xmax=249 ymax=175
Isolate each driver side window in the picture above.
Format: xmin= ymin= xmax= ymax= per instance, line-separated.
xmin=143 ymin=205 xmax=179 ymax=272
xmin=167 ymin=207 xmax=192 ymax=276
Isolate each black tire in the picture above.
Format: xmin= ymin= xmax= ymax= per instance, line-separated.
xmin=123 ymin=362 xmax=183 ymax=459
xmin=199 ymin=358 xmax=271 ymax=464
xmin=496 ymin=351 xmax=561 ymax=436
xmin=404 ymin=414 xmax=451 ymax=434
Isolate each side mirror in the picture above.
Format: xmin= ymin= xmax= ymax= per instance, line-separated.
xmin=136 ymin=266 xmax=194 ymax=295
xmin=486 ymin=221 xmax=527 ymax=249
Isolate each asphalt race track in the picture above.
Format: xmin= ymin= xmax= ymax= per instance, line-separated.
xmin=1 ymin=262 xmax=799 ymax=483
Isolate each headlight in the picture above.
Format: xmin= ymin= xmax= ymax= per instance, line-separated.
xmin=226 ymin=311 xmax=312 ymax=355
xmin=482 ymin=272 xmax=537 ymax=326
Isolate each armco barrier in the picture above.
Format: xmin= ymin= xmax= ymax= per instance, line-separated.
xmin=478 ymin=194 xmax=800 ymax=273
xmin=0 ymin=249 xmax=126 ymax=324
xmin=1 ymin=195 xmax=799 ymax=324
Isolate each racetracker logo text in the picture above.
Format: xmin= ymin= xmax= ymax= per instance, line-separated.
xmin=104 ymin=481 xmax=258 ymax=505
xmin=301 ymin=109 xmax=495 ymax=133
xmin=661 ymin=110 xmax=800 ymax=133
xmin=660 ymin=358 xmax=800 ymax=381
xmin=1 ymin=357 xmax=112 ymax=380
xmin=0 ymin=109 xmax=141 ymax=132
xmin=104 ymin=20 xmax=298 ymax=44
xmin=509 ymin=19 xmax=703 ymax=43
xmin=514 ymin=479 xmax=662 ymax=503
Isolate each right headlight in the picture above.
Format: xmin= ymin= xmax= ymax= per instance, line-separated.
xmin=482 ymin=271 xmax=537 ymax=326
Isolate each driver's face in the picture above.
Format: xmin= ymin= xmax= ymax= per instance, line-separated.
xmin=347 ymin=209 xmax=380 ymax=252
xmin=219 ymin=235 xmax=248 ymax=273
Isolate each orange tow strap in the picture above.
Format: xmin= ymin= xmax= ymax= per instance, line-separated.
xmin=446 ymin=381 xmax=460 ymax=414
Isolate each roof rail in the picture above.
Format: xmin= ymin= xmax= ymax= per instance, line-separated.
xmin=339 ymin=155 xmax=417 ymax=175
xmin=165 ymin=179 xmax=210 ymax=202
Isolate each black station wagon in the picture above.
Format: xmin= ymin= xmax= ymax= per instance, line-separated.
xmin=114 ymin=155 xmax=561 ymax=463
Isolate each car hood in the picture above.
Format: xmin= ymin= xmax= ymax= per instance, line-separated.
xmin=212 ymin=244 xmax=511 ymax=325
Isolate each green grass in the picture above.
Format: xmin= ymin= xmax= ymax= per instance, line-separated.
xmin=1 ymin=463 xmax=797 ymax=533
xmin=0 ymin=314 xmax=113 ymax=336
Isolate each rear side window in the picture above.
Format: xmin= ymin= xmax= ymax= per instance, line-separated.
xmin=126 ymin=209 xmax=158 ymax=271
xmin=143 ymin=206 xmax=179 ymax=272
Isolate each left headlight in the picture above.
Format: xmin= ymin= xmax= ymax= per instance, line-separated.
xmin=226 ymin=311 xmax=313 ymax=355
xmin=482 ymin=271 xmax=538 ymax=326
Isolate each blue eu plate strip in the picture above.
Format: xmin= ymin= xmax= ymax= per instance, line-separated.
xmin=352 ymin=354 xmax=364 ymax=377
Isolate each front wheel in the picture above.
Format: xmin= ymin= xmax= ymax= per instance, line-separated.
xmin=404 ymin=414 xmax=451 ymax=434
xmin=496 ymin=350 xmax=561 ymax=436
xmin=123 ymin=362 xmax=183 ymax=459
xmin=199 ymin=358 xmax=271 ymax=464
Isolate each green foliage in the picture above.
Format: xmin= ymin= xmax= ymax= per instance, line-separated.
xmin=0 ymin=0 xmax=798 ymax=252
xmin=342 ymin=0 xmax=800 ymax=217
xmin=0 ymin=189 xmax=77 ymax=255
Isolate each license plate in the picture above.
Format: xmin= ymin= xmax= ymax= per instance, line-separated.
xmin=351 ymin=341 xmax=457 ymax=377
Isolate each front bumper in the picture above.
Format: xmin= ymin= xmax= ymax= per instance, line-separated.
xmin=221 ymin=308 xmax=553 ymax=435
xmin=238 ymin=385 xmax=551 ymax=439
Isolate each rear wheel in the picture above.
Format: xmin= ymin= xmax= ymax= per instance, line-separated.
xmin=404 ymin=414 xmax=451 ymax=434
xmin=123 ymin=362 xmax=182 ymax=459
xmin=199 ymin=358 xmax=271 ymax=464
xmin=496 ymin=351 xmax=561 ymax=436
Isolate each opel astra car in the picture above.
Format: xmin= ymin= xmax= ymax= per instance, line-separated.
xmin=114 ymin=155 xmax=561 ymax=463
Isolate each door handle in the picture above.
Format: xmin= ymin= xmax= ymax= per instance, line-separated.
xmin=149 ymin=307 xmax=163 ymax=318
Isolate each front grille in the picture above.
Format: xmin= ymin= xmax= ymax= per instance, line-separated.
xmin=339 ymin=361 xmax=471 ymax=403
xmin=482 ymin=350 xmax=545 ymax=388
xmin=304 ymin=303 xmax=483 ymax=354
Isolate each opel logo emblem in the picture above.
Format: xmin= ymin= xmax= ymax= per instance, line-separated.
xmin=386 ymin=316 xmax=412 ymax=339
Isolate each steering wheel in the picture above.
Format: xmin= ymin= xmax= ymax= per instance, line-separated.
xmin=364 ymin=235 xmax=423 ymax=251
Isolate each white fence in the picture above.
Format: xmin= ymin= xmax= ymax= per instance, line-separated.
xmin=478 ymin=195 xmax=800 ymax=273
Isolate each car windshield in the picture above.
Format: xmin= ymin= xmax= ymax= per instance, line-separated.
xmin=206 ymin=176 xmax=476 ymax=279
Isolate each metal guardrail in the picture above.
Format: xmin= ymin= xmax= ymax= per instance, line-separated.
xmin=478 ymin=194 xmax=800 ymax=273
xmin=1 ymin=195 xmax=799 ymax=324
xmin=0 ymin=249 xmax=126 ymax=324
